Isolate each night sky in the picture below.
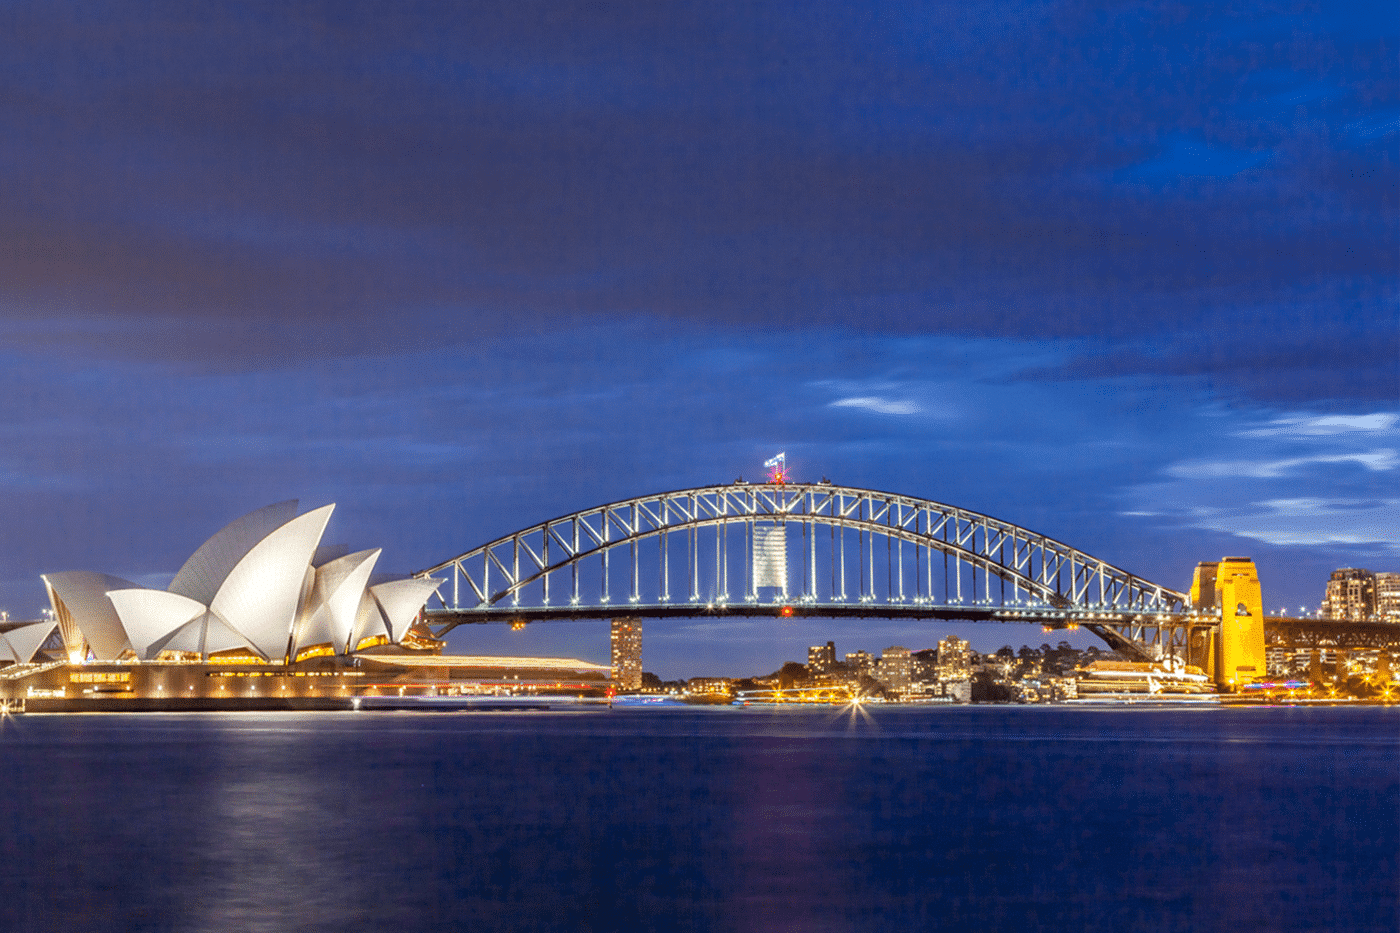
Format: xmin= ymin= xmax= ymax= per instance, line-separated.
xmin=2 ymin=1 xmax=1395 ymax=678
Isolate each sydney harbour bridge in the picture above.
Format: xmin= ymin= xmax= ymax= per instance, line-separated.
xmin=415 ymin=480 xmax=1400 ymax=667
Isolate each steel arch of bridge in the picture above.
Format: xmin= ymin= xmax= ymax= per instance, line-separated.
xmin=417 ymin=483 xmax=1187 ymax=638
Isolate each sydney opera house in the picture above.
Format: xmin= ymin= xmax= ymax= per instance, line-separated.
xmin=0 ymin=502 xmax=609 ymax=711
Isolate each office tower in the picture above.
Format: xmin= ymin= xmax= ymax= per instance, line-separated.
xmin=610 ymin=617 xmax=643 ymax=691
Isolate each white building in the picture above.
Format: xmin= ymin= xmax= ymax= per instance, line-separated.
xmin=40 ymin=501 xmax=440 ymax=664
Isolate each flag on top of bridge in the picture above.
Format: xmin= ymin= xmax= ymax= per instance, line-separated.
xmin=764 ymin=452 xmax=786 ymax=485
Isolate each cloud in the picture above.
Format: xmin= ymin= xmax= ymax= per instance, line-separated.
xmin=1240 ymin=412 xmax=1399 ymax=437
xmin=1187 ymin=498 xmax=1400 ymax=550
xmin=1118 ymin=400 xmax=1400 ymax=577
xmin=1167 ymin=450 xmax=1398 ymax=479
xmin=830 ymin=397 xmax=921 ymax=416
xmin=0 ymin=0 xmax=1391 ymax=407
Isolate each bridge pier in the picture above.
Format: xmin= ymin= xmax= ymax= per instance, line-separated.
xmin=1190 ymin=558 xmax=1266 ymax=691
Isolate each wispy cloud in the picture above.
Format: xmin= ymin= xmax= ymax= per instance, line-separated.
xmin=1122 ymin=404 xmax=1400 ymax=564
xmin=1167 ymin=449 xmax=1397 ymax=479
xmin=1239 ymin=412 xmax=1398 ymax=437
xmin=830 ymin=397 xmax=921 ymax=416
xmin=1187 ymin=498 xmax=1400 ymax=549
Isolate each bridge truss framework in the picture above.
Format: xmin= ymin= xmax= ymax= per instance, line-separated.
xmin=416 ymin=483 xmax=1400 ymax=660
xmin=417 ymin=482 xmax=1215 ymax=658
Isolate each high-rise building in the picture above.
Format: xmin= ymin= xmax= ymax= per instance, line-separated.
xmin=910 ymin=648 xmax=939 ymax=692
xmin=878 ymin=646 xmax=911 ymax=695
xmin=1376 ymin=573 xmax=1400 ymax=623
xmin=1321 ymin=569 xmax=1377 ymax=621
xmin=807 ymin=641 xmax=836 ymax=675
xmin=610 ymin=617 xmax=642 ymax=691
xmin=935 ymin=635 xmax=972 ymax=681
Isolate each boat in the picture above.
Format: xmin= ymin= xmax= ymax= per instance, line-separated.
xmin=1070 ymin=658 xmax=1218 ymax=704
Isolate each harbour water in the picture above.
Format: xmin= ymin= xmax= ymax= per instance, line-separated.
xmin=0 ymin=706 xmax=1395 ymax=932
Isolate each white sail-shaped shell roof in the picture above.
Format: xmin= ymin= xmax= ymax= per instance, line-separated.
xmin=42 ymin=571 xmax=139 ymax=660
xmin=210 ymin=504 xmax=334 ymax=660
xmin=38 ymin=500 xmax=434 ymax=665
xmin=0 ymin=620 xmax=58 ymax=664
xmin=294 ymin=548 xmax=380 ymax=655
xmin=168 ymin=500 xmax=299 ymax=606
xmin=370 ymin=577 xmax=442 ymax=642
xmin=152 ymin=614 xmax=207 ymax=656
xmin=350 ymin=590 xmax=390 ymax=649
xmin=152 ymin=610 xmax=250 ymax=658
xmin=108 ymin=589 xmax=214 ymax=660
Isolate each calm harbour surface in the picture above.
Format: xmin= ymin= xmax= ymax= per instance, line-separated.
xmin=0 ymin=706 xmax=1395 ymax=933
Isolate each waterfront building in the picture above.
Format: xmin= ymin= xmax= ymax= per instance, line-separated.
xmin=935 ymin=635 xmax=972 ymax=681
xmin=878 ymin=646 xmax=911 ymax=695
xmin=1 ymin=649 xmax=611 ymax=711
xmin=610 ymin=617 xmax=643 ymax=691
xmin=943 ymin=679 xmax=972 ymax=703
xmin=39 ymin=501 xmax=439 ymax=665
xmin=1376 ymin=572 xmax=1400 ymax=622
xmin=909 ymin=648 xmax=939 ymax=694
xmin=685 ymin=677 xmax=733 ymax=697
xmin=807 ymin=641 xmax=836 ymax=675
xmin=354 ymin=653 xmax=610 ymax=695
xmin=1321 ymin=568 xmax=1377 ymax=621
xmin=845 ymin=650 xmax=874 ymax=675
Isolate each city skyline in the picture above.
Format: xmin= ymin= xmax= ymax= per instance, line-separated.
xmin=1 ymin=1 xmax=1395 ymax=679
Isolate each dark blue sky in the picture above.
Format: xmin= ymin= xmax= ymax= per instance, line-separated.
xmin=1 ymin=1 xmax=1395 ymax=677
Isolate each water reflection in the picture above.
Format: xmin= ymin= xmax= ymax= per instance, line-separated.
xmin=0 ymin=708 xmax=1393 ymax=932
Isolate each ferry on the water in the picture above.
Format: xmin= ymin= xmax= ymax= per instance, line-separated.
xmin=1071 ymin=658 xmax=1219 ymax=705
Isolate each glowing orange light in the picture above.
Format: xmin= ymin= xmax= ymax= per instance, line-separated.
xmin=780 ymin=606 xmax=794 ymax=617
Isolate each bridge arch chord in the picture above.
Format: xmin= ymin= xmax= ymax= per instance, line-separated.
xmin=417 ymin=484 xmax=1187 ymax=615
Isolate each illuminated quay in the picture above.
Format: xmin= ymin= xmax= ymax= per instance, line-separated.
xmin=0 ymin=651 xmax=611 ymax=712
